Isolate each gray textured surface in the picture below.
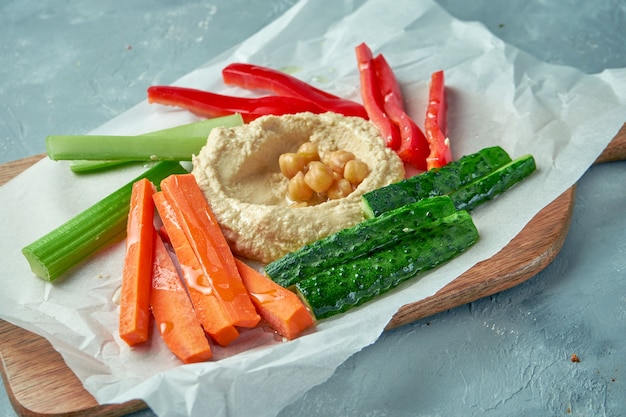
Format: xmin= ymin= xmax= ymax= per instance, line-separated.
xmin=1 ymin=0 xmax=625 ymax=416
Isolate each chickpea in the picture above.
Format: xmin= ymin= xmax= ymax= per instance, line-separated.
xmin=343 ymin=159 xmax=369 ymax=185
xmin=325 ymin=150 xmax=355 ymax=174
xmin=279 ymin=152 xmax=306 ymax=179
xmin=287 ymin=171 xmax=314 ymax=202
xmin=297 ymin=141 xmax=320 ymax=164
xmin=280 ymin=144 xmax=371 ymax=205
xmin=327 ymin=178 xmax=354 ymax=200
xmin=304 ymin=161 xmax=334 ymax=193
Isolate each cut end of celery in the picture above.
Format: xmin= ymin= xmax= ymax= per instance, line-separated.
xmin=22 ymin=247 xmax=53 ymax=282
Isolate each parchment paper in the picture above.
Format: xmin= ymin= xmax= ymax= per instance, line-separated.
xmin=1 ymin=0 xmax=625 ymax=416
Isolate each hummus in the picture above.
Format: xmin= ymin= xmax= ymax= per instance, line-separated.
xmin=192 ymin=112 xmax=405 ymax=264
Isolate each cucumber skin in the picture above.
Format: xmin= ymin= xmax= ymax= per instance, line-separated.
xmin=450 ymin=154 xmax=536 ymax=211
xmin=295 ymin=210 xmax=479 ymax=320
xmin=361 ymin=146 xmax=512 ymax=218
xmin=264 ymin=195 xmax=457 ymax=288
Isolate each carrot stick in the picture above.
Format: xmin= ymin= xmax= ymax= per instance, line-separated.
xmin=153 ymin=192 xmax=240 ymax=347
xmin=119 ymin=178 xmax=156 ymax=346
xmin=150 ymin=234 xmax=213 ymax=363
xmin=235 ymin=259 xmax=314 ymax=340
xmin=159 ymin=174 xmax=261 ymax=328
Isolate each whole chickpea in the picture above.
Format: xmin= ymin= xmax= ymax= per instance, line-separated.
xmin=325 ymin=150 xmax=355 ymax=174
xmin=343 ymin=159 xmax=369 ymax=185
xmin=297 ymin=141 xmax=320 ymax=164
xmin=287 ymin=171 xmax=314 ymax=202
xmin=279 ymin=153 xmax=306 ymax=179
xmin=327 ymin=178 xmax=354 ymax=200
xmin=304 ymin=161 xmax=335 ymax=193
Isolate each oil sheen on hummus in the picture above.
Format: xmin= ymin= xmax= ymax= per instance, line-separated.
xmin=192 ymin=112 xmax=405 ymax=264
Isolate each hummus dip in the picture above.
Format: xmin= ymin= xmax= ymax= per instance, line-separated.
xmin=192 ymin=112 xmax=405 ymax=264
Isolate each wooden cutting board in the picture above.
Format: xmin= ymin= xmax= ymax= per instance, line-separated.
xmin=1 ymin=125 xmax=625 ymax=417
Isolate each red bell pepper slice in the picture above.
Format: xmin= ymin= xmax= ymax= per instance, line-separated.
xmin=354 ymin=43 xmax=401 ymax=150
xmin=222 ymin=63 xmax=369 ymax=119
xmin=147 ymin=85 xmax=326 ymax=123
xmin=373 ymin=53 xmax=429 ymax=171
xmin=424 ymin=70 xmax=452 ymax=170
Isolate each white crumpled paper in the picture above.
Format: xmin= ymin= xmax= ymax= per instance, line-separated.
xmin=1 ymin=0 xmax=625 ymax=416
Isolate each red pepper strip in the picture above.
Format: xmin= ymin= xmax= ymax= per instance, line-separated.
xmin=222 ymin=63 xmax=369 ymax=119
xmin=424 ymin=70 xmax=452 ymax=170
xmin=147 ymin=85 xmax=326 ymax=123
xmin=354 ymin=43 xmax=401 ymax=150
xmin=373 ymin=54 xmax=429 ymax=171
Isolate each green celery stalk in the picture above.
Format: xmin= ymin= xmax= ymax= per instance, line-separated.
xmin=70 ymin=159 xmax=136 ymax=173
xmin=63 ymin=113 xmax=244 ymax=172
xmin=47 ymin=135 xmax=212 ymax=161
xmin=22 ymin=161 xmax=188 ymax=282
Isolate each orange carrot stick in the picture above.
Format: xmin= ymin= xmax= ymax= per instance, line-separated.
xmin=119 ymin=178 xmax=156 ymax=346
xmin=150 ymin=234 xmax=213 ymax=363
xmin=153 ymin=191 xmax=240 ymax=347
xmin=159 ymin=174 xmax=260 ymax=328
xmin=235 ymin=259 xmax=314 ymax=340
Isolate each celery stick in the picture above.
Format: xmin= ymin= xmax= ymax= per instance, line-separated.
xmin=22 ymin=161 xmax=188 ymax=282
xmin=70 ymin=159 xmax=137 ymax=173
xmin=47 ymin=135 xmax=211 ymax=161
xmin=65 ymin=113 xmax=244 ymax=172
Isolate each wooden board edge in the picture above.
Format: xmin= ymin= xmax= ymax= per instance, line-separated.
xmin=0 ymin=154 xmax=46 ymax=187
xmin=595 ymin=122 xmax=626 ymax=163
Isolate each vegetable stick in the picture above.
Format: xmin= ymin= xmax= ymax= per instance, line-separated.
xmin=159 ymin=174 xmax=261 ymax=329
xmin=424 ymin=70 xmax=452 ymax=170
xmin=355 ymin=42 xmax=401 ymax=150
xmin=373 ymin=53 xmax=430 ymax=171
xmin=47 ymin=135 xmax=215 ymax=162
xmin=68 ymin=114 xmax=244 ymax=173
xmin=22 ymin=161 xmax=187 ymax=282
xmin=295 ymin=210 xmax=479 ymax=319
xmin=235 ymin=259 xmax=314 ymax=340
xmin=221 ymin=62 xmax=369 ymax=119
xmin=147 ymin=85 xmax=326 ymax=123
xmin=150 ymin=234 xmax=213 ymax=363
xmin=153 ymin=192 xmax=240 ymax=347
xmin=119 ymin=178 xmax=157 ymax=346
